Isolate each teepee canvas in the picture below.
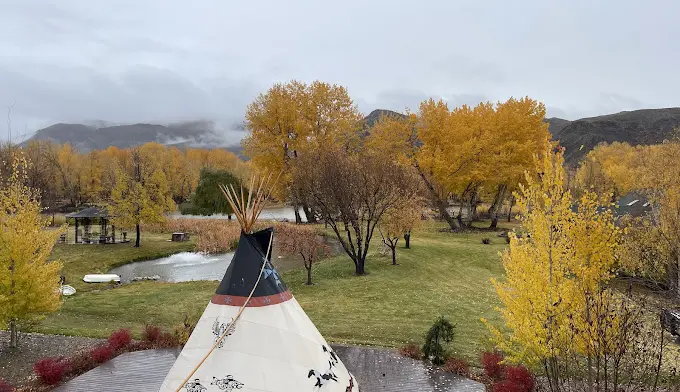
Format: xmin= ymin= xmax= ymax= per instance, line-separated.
xmin=158 ymin=177 xmax=357 ymax=392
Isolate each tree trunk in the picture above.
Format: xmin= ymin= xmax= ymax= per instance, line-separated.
xmin=9 ymin=319 xmax=17 ymax=348
xmin=135 ymin=223 xmax=141 ymax=248
xmin=404 ymin=232 xmax=411 ymax=249
xmin=507 ymin=196 xmax=516 ymax=222
xmin=669 ymin=250 xmax=679 ymax=294
xmin=355 ymin=258 xmax=366 ymax=275
xmin=302 ymin=203 xmax=317 ymax=224
xmin=489 ymin=184 xmax=508 ymax=229
xmin=415 ymin=164 xmax=459 ymax=229
xmin=306 ymin=266 xmax=313 ymax=285
xmin=391 ymin=246 xmax=397 ymax=265
xmin=293 ymin=205 xmax=302 ymax=225
xmin=676 ymin=250 xmax=680 ymax=298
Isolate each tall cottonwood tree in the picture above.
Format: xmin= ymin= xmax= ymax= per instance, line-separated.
xmin=640 ymin=140 xmax=680 ymax=296
xmin=243 ymin=80 xmax=363 ymax=223
xmin=109 ymin=150 xmax=175 ymax=247
xmin=574 ymin=141 xmax=642 ymax=199
xmin=366 ymin=97 xmax=549 ymax=230
xmin=294 ymin=148 xmax=416 ymax=275
xmin=0 ymin=156 xmax=65 ymax=348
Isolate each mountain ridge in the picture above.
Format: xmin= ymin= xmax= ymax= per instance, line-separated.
xmin=23 ymin=107 xmax=680 ymax=165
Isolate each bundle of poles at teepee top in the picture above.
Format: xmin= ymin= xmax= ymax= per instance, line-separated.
xmin=219 ymin=173 xmax=278 ymax=233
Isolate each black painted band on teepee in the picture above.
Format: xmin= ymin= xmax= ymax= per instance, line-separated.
xmin=214 ymin=227 xmax=289 ymax=298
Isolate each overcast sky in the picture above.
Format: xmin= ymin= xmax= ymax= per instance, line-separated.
xmin=1 ymin=0 xmax=679 ymax=143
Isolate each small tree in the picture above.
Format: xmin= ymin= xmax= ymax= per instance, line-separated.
xmin=109 ymin=151 xmax=175 ymax=247
xmin=0 ymin=156 xmax=65 ymax=348
xmin=276 ymin=224 xmax=329 ymax=285
xmin=192 ymin=168 xmax=245 ymax=218
xmin=379 ymin=196 xmax=424 ymax=264
xmin=422 ymin=316 xmax=455 ymax=365
xmin=294 ymin=148 xmax=417 ymax=275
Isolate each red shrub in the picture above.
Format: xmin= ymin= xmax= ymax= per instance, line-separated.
xmin=398 ymin=343 xmax=423 ymax=360
xmin=493 ymin=381 xmax=524 ymax=392
xmin=443 ymin=357 xmax=470 ymax=377
xmin=90 ymin=345 xmax=114 ymax=363
xmin=504 ymin=366 xmax=535 ymax=392
xmin=34 ymin=357 xmax=68 ymax=385
xmin=156 ymin=332 xmax=180 ymax=348
xmin=67 ymin=351 xmax=96 ymax=376
xmin=142 ymin=324 xmax=161 ymax=343
xmin=482 ymin=351 xmax=506 ymax=380
xmin=0 ymin=379 xmax=13 ymax=392
xmin=108 ymin=328 xmax=132 ymax=350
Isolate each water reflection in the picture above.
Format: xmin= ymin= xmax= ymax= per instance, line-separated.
xmin=110 ymin=252 xmax=234 ymax=283
xmin=110 ymin=235 xmax=343 ymax=283
xmin=170 ymin=207 xmax=306 ymax=222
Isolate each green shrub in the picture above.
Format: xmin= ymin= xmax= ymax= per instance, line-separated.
xmin=422 ymin=316 xmax=455 ymax=365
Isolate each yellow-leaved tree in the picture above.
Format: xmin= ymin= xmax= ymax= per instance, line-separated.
xmin=366 ymin=97 xmax=549 ymax=230
xmin=574 ymin=141 xmax=642 ymax=199
xmin=243 ymin=80 xmax=362 ymax=223
xmin=640 ymin=140 xmax=680 ymax=296
xmin=486 ymin=147 xmax=628 ymax=389
xmin=109 ymin=150 xmax=175 ymax=247
xmin=0 ymin=156 xmax=65 ymax=348
xmin=378 ymin=195 xmax=425 ymax=265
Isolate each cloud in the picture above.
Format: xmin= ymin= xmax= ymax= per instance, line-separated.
xmin=1 ymin=0 xmax=679 ymax=140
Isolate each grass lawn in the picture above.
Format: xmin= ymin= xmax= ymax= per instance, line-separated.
xmin=51 ymin=232 xmax=196 ymax=292
xmin=39 ymin=221 xmax=510 ymax=363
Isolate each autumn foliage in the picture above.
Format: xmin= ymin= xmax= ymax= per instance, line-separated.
xmin=398 ymin=343 xmax=423 ymax=360
xmin=90 ymin=345 xmax=114 ymax=363
xmin=147 ymin=218 xmax=241 ymax=253
xmin=7 ymin=141 xmax=248 ymax=211
xmin=0 ymin=155 xmax=65 ymax=348
xmin=366 ymin=97 xmax=550 ymax=229
xmin=34 ymin=358 xmax=69 ymax=385
xmin=275 ymin=224 xmax=329 ymax=285
xmin=107 ymin=329 xmax=132 ymax=350
xmin=482 ymin=351 xmax=506 ymax=380
xmin=0 ymin=379 xmax=13 ymax=392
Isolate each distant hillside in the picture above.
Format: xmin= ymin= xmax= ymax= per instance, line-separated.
xmin=23 ymin=120 xmax=245 ymax=155
xmin=549 ymin=108 xmax=680 ymax=165
xmin=363 ymin=109 xmax=407 ymax=128
xmin=24 ymin=108 xmax=680 ymax=165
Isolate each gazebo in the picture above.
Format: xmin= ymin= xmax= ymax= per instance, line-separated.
xmin=65 ymin=207 xmax=124 ymax=244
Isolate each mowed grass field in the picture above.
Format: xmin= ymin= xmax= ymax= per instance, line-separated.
xmin=39 ymin=221 xmax=511 ymax=362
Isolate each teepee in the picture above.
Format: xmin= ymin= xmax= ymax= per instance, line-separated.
xmin=158 ymin=175 xmax=358 ymax=392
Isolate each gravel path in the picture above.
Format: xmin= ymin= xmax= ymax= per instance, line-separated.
xmin=0 ymin=331 xmax=103 ymax=384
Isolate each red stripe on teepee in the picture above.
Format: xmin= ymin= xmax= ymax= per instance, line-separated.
xmin=211 ymin=291 xmax=293 ymax=307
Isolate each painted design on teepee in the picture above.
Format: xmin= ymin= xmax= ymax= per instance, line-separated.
xmin=183 ymin=379 xmax=207 ymax=392
xmin=212 ymin=317 xmax=235 ymax=348
xmin=345 ymin=375 xmax=355 ymax=392
xmin=307 ymin=345 xmax=340 ymax=388
xmin=262 ymin=262 xmax=283 ymax=287
xmin=211 ymin=375 xmax=244 ymax=391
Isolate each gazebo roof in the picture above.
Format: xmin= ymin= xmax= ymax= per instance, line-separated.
xmin=65 ymin=207 xmax=110 ymax=219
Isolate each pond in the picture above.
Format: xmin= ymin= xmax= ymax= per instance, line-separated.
xmin=170 ymin=207 xmax=306 ymax=222
xmin=109 ymin=235 xmax=344 ymax=283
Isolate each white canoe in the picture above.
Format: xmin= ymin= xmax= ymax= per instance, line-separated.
xmin=59 ymin=285 xmax=76 ymax=296
xmin=83 ymin=274 xmax=121 ymax=283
